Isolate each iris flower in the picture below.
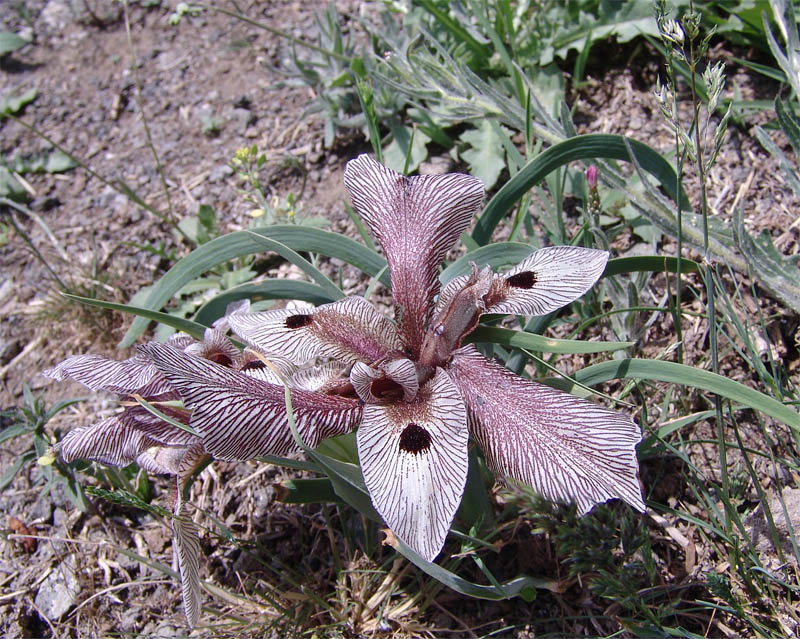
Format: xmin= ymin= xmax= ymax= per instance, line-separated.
xmin=44 ymin=327 xmax=247 ymax=625
xmin=136 ymin=154 xmax=644 ymax=562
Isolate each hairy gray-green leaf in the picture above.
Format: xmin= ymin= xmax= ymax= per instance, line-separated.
xmin=0 ymin=32 xmax=29 ymax=56
xmin=734 ymin=205 xmax=800 ymax=310
xmin=459 ymin=120 xmax=509 ymax=190
xmin=383 ymin=123 xmax=430 ymax=174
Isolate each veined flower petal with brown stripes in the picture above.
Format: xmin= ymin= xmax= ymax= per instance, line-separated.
xmin=447 ymin=346 xmax=644 ymax=514
xmin=343 ymin=154 xmax=485 ymax=355
xmin=43 ymin=353 xmax=157 ymax=394
xmin=172 ymin=500 xmax=202 ymax=627
xmin=228 ymin=296 xmax=403 ymax=366
xmin=56 ymin=416 xmax=180 ymax=468
xmin=357 ymin=368 xmax=468 ymax=561
xmin=118 ymin=400 xmax=197 ymax=447
xmin=142 ymin=342 xmax=362 ymax=460
xmin=484 ymin=246 xmax=609 ymax=317
xmin=184 ymin=327 xmax=242 ymax=367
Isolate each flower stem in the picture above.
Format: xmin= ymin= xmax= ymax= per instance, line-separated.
xmin=687 ymin=0 xmax=729 ymax=531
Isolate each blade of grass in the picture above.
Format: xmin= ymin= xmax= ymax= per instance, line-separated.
xmin=473 ymin=133 xmax=691 ymax=245
xmin=574 ymin=358 xmax=799 ymax=429
xmin=130 ymin=394 xmax=199 ymax=437
xmin=467 ymin=326 xmax=633 ymax=354
xmin=63 ymin=292 xmax=212 ymax=341
xmin=121 ymin=226 xmax=386 ymax=347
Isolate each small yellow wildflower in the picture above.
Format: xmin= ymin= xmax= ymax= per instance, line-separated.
xmin=232 ymin=147 xmax=250 ymax=166
xmin=38 ymin=453 xmax=56 ymax=466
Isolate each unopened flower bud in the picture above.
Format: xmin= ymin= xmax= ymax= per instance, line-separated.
xmin=586 ymin=165 xmax=598 ymax=190
xmin=661 ymin=19 xmax=684 ymax=46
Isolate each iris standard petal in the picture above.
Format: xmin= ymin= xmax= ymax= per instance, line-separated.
xmin=447 ymin=346 xmax=645 ymax=514
xmin=343 ymin=154 xmax=485 ymax=355
xmin=228 ymin=296 xmax=403 ymax=366
xmin=350 ymin=358 xmax=419 ymax=404
xmin=142 ymin=343 xmax=362 ymax=460
xmin=184 ymin=327 xmax=241 ymax=367
xmin=357 ymin=368 xmax=469 ymax=561
xmin=43 ymin=353 xmax=157 ymax=394
xmin=484 ymin=246 xmax=609 ymax=317
xmin=289 ymin=361 xmax=350 ymax=393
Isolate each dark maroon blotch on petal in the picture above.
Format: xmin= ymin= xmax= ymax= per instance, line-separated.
xmin=206 ymin=352 xmax=233 ymax=367
xmin=370 ymin=377 xmax=404 ymax=401
xmin=285 ymin=314 xmax=313 ymax=329
xmin=398 ymin=423 xmax=432 ymax=454
xmin=506 ymin=271 xmax=537 ymax=289
xmin=240 ymin=360 xmax=266 ymax=372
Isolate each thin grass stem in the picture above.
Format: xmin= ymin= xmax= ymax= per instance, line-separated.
xmin=3 ymin=211 xmax=67 ymax=289
xmin=5 ymin=113 xmax=176 ymax=231
xmin=121 ymin=1 xmax=181 ymax=236
xmin=195 ymin=3 xmax=351 ymax=62
xmin=685 ymin=0 xmax=731 ymax=533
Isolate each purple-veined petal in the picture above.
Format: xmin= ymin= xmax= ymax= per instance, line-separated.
xmin=447 ymin=346 xmax=644 ymax=514
xmin=142 ymin=343 xmax=362 ymax=460
xmin=133 ymin=374 xmax=174 ymax=398
xmin=55 ymin=416 xmax=158 ymax=467
xmin=381 ymin=358 xmax=419 ymax=400
xmin=184 ymin=328 xmax=241 ymax=367
xmin=350 ymin=358 xmax=418 ymax=404
xmin=484 ymin=246 xmax=608 ymax=316
xmin=137 ymin=441 xmax=208 ymax=478
xmin=137 ymin=441 xmax=208 ymax=484
xmin=237 ymin=358 xmax=286 ymax=386
xmin=236 ymin=350 xmax=295 ymax=382
xmin=43 ymin=353 xmax=157 ymax=394
xmin=168 ymin=333 xmax=197 ymax=351
xmin=177 ymin=442 xmax=210 ymax=488
xmin=357 ymin=368 xmax=468 ymax=561
xmin=211 ymin=298 xmax=251 ymax=333
xmin=350 ymin=362 xmax=379 ymax=403
xmin=343 ymin=154 xmax=485 ymax=355
xmin=119 ymin=400 xmax=198 ymax=447
xmin=142 ymin=442 xmax=209 ymax=627
xmin=290 ymin=362 xmax=349 ymax=393
xmin=228 ymin=296 xmax=403 ymax=366
xmin=172 ymin=498 xmax=202 ymax=627
xmin=239 ymin=358 xmax=353 ymax=396
xmin=136 ymin=446 xmax=188 ymax=475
